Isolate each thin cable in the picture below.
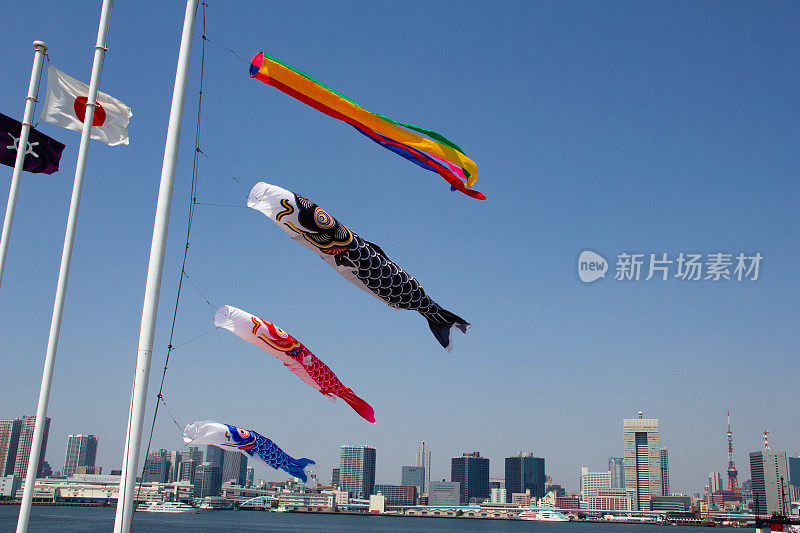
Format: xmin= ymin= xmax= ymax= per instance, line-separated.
xmin=196 ymin=148 xmax=253 ymax=191
xmin=182 ymin=270 xmax=216 ymax=308
xmin=202 ymin=34 xmax=250 ymax=64
xmin=170 ymin=328 xmax=214 ymax=351
xmin=194 ymin=202 xmax=247 ymax=209
xmin=134 ymin=0 xmax=207 ymax=510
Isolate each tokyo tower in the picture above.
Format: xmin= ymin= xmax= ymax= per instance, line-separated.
xmin=726 ymin=410 xmax=740 ymax=493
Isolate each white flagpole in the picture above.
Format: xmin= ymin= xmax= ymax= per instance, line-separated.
xmin=0 ymin=40 xmax=48 ymax=291
xmin=113 ymin=1 xmax=198 ymax=531
xmin=15 ymin=2 xmax=113 ymax=532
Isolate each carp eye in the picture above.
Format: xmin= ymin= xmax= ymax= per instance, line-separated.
xmin=238 ymin=428 xmax=250 ymax=439
xmin=314 ymin=208 xmax=335 ymax=229
xmin=275 ymin=327 xmax=288 ymax=338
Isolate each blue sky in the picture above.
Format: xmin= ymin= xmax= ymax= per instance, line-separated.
xmin=1 ymin=1 xmax=798 ymax=494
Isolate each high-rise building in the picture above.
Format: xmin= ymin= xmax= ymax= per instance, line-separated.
xmin=340 ymin=445 xmax=376 ymax=499
xmin=608 ymin=457 xmax=624 ymax=489
xmin=416 ymin=442 xmax=431 ymax=495
xmin=623 ymin=413 xmax=662 ymax=511
xmin=660 ymin=448 xmax=669 ymax=496
xmin=788 ymin=456 xmax=800 ymax=489
xmin=194 ymin=462 xmax=222 ymax=498
xmin=451 ymin=451 xmax=489 ymax=504
xmin=331 ymin=467 xmax=340 ymax=487
xmin=246 ymin=466 xmax=254 ymax=487
xmin=13 ymin=416 xmax=50 ymax=478
xmin=708 ymin=471 xmax=723 ymax=493
xmin=142 ymin=452 xmax=170 ymax=484
xmin=580 ymin=467 xmax=612 ymax=503
xmin=505 ymin=452 xmax=546 ymax=502
xmin=63 ymin=435 xmax=98 ymax=477
xmin=179 ymin=447 xmax=203 ymax=483
xmin=0 ymin=419 xmax=22 ymax=476
xmin=206 ymin=445 xmax=224 ymax=469
xmin=222 ymin=448 xmax=247 ymax=486
xmin=401 ymin=466 xmax=425 ymax=495
xmin=749 ymin=450 xmax=790 ymax=516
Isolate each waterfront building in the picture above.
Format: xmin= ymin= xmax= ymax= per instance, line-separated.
xmin=75 ymin=465 xmax=101 ymax=475
xmin=63 ymin=435 xmax=98 ymax=478
xmin=374 ymin=484 xmax=417 ymax=505
xmin=504 ymin=452 xmax=545 ymax=502
xmin=416 ymin=441 xmax=431 ymax=495
xmin=608 ymin=457 xmax=624 ymax=489
xmin=490 ymin=487 xmax=506 ymax=504
xmin=623 ymin=413 xmax=662 ymax=510
xmin=401 ymin=465 xmax=425 ymax=495
xmin=142 ymin=456 xmax=169 ymax=484
xmin=194 ymin=462 xmax=222 ymax=498
xmin=749 ymin=449 xmax=790 ymax=516
xmin=331 ymin=467 xmax=340 ymax=487
xmin=511 ymin=489 xmax=533 ymax=506
xmin=556 ymin=494 xmax=581 ymax=509
xmin=651 ymin=495 xmax=691 ymax=512
xmin=13 ymin=415 xmax=51 ymax=478
xmin=0 ymin=419 xmax=22 ymax=476
xmin=579 ymin=467 xmax=611 ymax=506
xmin=452 ymin=451 xmax=489 ymax=504
xmin=222 ymin=448 xmax=247 ymax=486
xmin=0 ymin=475 xmax=21 ymax=498
xmin=586 ymin=488 xmax=634 ymax=511
xmin=246 ymin=466 xmax=254 ymax=487
xmin=178 ymin=458 xmax=196 ymax=483
xmin=661 ymin=448 xmax=670 ymax=496
xmin=708 ymin=471 xmax=723 ymax=493
xmin=429 ymin=481 xmax=460 ymax=506
xmin=277 ymin=491 xmax=336 ymax=511
xmin=339 ymin=445 xmax=376 ymax=499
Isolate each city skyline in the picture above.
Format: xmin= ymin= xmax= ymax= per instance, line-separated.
xmin=1 ymin=1 xmax=797 ymax=500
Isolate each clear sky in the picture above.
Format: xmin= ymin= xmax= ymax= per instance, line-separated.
xmin=1 ymin=1 xmax=798 ymax=494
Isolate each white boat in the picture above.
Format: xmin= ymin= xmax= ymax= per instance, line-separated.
xmin=517 ymin=509 xmax=570 ymax=521
xmin=197 ymin=496 xmax=235 ymax=510
xmin=139 ymin=501 xmax=197 ymax=513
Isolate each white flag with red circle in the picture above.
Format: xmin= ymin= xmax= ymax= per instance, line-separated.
xmin=39 ymin=65 xmax=131 ymax=146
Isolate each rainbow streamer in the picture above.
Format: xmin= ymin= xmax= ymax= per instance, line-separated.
xmin=249 ymin=52 xmax=484 ymax=200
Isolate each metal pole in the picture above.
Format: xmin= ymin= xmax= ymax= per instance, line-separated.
xmin=113 ymin=1 xmax=197 ymax=531
xmin=0 ymin=41 xmax=48 ymax=291
xmin=15 ymin=2 xmax=113 ymax=532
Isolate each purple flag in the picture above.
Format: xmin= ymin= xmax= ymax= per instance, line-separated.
xmin=0 ymin=112 xmax=65 ymax=174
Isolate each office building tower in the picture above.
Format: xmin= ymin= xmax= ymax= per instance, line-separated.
xmin=451 ymin=451 xmax=489 ymax=504
xmin=331 ymin=467 xmax=340 ymax=487
xmin=623 ymin=413 xmax=662 ymax=511
xmin=142 ymin=454 xmax=169 ymax=484
xmin=505 ymin=452 xmax=546 ymax=502
xmin=789 ymin=456 xmax=800 ymax=488
xmin=63 ymin=434 xmax=98 ymax=477
xmin=749 ymin=450 xmax=790 ymax=516
xmin=660 ymin=448 xmax=669 ymax=496
xmin=246 ymin=466 xmax=254 ymax=487
xmin=580 ymin=467 xmax=612 ymax=502
xmin=206 ymin=445 xmax=224 ymax=469
xmin=429 ymin=481 xmax=460 ymax=506
xmin=708 ymin=471 xmax=723 ymax=493
xmin=609 ymin=457 xmax=624 ymax=489
xmin=194 ymin=462 xmax=222 ymax=498
xmin=401 ymin=466 xmax=425 ymax=495
xmin=179 ymin=446 xmax=203 ymax=483
xmin=416 ymin=441 xmax=431 ymax=495
xmin=374 ymin=484 xmax=417 ymax=505
xmin=0 ymin=419 xmax=22 ymax=476
xmin=222 ymin=448 xmax=247 ymax=486
xmin=340 ymin=445 xmax=376 ymax=499
xmin=13 ymin=416 xmax=50 ymax=478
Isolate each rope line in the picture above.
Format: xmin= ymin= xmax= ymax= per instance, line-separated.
xmin=196 ymin=148 xmax=255 ymax=191
xmin=195 ymin=202 xmax=247 ymax=209
xmin=182 ymin=270 xmax=216 ymax=308
xmin=134 ymin=0 xmax=208 ymax=512
xmin=170 ymin=328 xmax=215 ymax=351
xmin=202 ymin=34 xmax=250 ymax=64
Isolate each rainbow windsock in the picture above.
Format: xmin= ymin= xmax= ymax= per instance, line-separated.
xmin=249 ymin=52 xmax=484 ymax=200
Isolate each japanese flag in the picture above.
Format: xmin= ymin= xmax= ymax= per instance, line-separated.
xmin=39 ymin=65 xmax=131 ymax=146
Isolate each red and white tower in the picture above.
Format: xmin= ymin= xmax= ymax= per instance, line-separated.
xmin=726 ymin=410 xmax=740 ymax=493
